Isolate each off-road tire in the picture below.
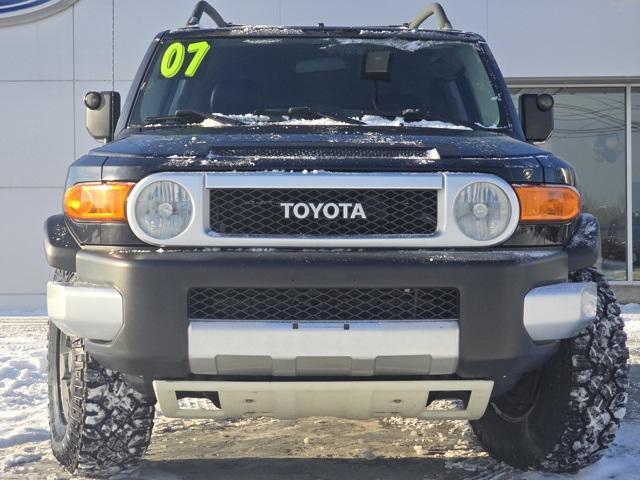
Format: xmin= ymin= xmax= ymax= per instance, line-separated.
xmin=48 ymin=279 xmax=155 ymax=477
xmin=471 ymin=267 xmax=629 ymax=472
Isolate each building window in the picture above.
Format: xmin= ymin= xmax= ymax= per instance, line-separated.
xmin=632 ymin=88 xmax=640 ymax=280
xmin=511 ymin=87 xmax=627 ymax=281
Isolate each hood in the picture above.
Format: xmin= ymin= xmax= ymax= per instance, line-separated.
xmin=98 ymin=125 xmax=544 ymax=159
xmin=88 ymin=126 xmax=571 ymax=184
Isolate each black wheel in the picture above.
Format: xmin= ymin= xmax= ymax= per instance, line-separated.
xmin=48 ymin=320 xmax=155 ymax=478
xmin=471 ymin=267 xmax=629 ymax=472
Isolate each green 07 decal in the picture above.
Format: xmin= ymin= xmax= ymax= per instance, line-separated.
xmin=160 ymin=41 xmax=211 ymax=78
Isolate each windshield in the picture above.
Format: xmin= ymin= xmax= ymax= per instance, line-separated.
xmin=129 ymin=36 xmax=507 ymax=130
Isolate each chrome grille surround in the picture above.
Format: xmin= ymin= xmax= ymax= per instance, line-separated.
xmin=126 ymin=171 xmax=520 ymax=247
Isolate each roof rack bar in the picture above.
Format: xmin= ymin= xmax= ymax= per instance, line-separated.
xmin=187 ymin=1 xmax=229 ymax=28
xmin=408 ymin=3 xmax=452 ymax=30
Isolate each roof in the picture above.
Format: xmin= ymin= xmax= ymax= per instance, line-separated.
xmin=167 ymin=1 xmax=485 ymax=43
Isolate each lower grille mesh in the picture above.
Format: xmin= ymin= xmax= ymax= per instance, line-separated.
xmin=189 ymin=287 xmax=459 ymax=321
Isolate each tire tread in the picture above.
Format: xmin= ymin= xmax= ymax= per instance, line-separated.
xmin=471 ymin=267 xmax=629 ymax=473
xmin=48 ymin=270 xmax=155 ymax=478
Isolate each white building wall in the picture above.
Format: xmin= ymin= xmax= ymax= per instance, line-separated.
xmin=1 ymin=0 xmax=639 ymax=312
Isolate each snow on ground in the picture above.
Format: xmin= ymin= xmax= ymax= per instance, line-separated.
xmin=0 ymin=310 xmax=639 ymax=479
xmin=0 ymin=319 xmax=49 ymax=451
xmin=622 ymin=304 xmax=640 ymax=365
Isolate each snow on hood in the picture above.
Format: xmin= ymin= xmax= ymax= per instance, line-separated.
xmin=196 ymin=114 xmax=470 ymax=131
xmin=357 ymin=115 xmax=471 ymax=130
xmin=200 ymin=115 xmax=352 ymax=128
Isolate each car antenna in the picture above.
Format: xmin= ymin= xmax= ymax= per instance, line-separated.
xmin=408 ymin=2 xmax=452 ymax=29
xmin=187 ymin=1 xmax=229 ymax=28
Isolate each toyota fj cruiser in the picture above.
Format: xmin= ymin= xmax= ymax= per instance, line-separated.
xmin=44 ymin=2 xmax=629 ymax=477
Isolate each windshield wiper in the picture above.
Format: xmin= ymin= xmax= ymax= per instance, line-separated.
xmin=144 ymin=109 xmax=243 ymax=127
xmin=398 ymin=109 xmax=474 ymax=129
xmin=399 ymin=109 xmax=502 ymax=131
xmin=285 ymin=107 xmax=365 ymax=126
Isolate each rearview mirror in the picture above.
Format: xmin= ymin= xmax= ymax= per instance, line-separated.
xmin=84 ymin=91 xmax=120 ymax=143
xmin=519 ymin=94 xmax=554 ymax=143
xmin=361 ymin=50 xmax=392 ymax=81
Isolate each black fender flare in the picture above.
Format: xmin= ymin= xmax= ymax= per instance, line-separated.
xmin=565 ymin=213 xmax=600 ymax=272
xmin=44 ymin=215 xmax=80 ymax=272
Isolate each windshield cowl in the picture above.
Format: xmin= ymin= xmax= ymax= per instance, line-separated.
xmin=141 ymin=113 xmax=499 ymax=132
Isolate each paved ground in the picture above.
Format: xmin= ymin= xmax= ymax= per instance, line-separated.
xmin=1 ymin=315 xmax=639 ymax=480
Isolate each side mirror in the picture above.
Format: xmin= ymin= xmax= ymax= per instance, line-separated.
xmin=519 ymin=93 xmax=554 ymax=143
xmin=84 ymin=91 xmax=120 ymax=143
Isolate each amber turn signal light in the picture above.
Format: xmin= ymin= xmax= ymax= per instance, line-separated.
xmin=514 ymin=185 xmax=581 ymax=223
xmin=64 ymin=182 xmax=135 ymax=222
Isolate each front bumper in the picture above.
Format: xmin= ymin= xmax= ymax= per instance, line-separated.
xmin=46 ymin=244 xmax=596 ymax=390
xmin=45 ymin=212 xmax=600 ymax=396
xmin=48 ymin=281 xmax=596 ymax=380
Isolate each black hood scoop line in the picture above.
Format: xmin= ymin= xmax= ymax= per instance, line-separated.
xmin=206 ymin=145 xmax=438 ymax=161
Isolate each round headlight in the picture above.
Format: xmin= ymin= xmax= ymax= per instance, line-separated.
xmin=134 ymin=181 xmax=193 ymax=240
xmin=454 ymin=182 xmax=511 ymax=241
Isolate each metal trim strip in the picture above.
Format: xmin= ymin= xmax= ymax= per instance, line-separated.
xmin=523 ymin=282 xmax=597 ymax=341
xmin=188 ymin=320 xmax=459 ymax=376
xmin=47 ymin=282 xmax=123 ymax=341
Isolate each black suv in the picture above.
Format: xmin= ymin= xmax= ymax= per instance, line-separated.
xmin=44 ymin=2 xmax=628 ymax=477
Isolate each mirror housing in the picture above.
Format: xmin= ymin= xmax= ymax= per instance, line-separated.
xmin=84 ymin=91 xmax=120 ymax=143
xmin=362 ymin=50 xmax=392 ymax=81
xmin=519 ymin=93 xmax=554 ymax=143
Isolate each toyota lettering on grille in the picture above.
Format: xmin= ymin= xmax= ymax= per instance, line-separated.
xmin=280 ymin=202 xmax=367 ymax=220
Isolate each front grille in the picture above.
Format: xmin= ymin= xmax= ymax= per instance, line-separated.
xmin=209 ymin=189 xmax=438 ymax=236
xmin=189 ymin=287 xmax=459 ymax=321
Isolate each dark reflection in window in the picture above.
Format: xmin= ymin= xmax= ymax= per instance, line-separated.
xmin=512 ymin=88 xmax=627 ymax=280
xmin=632 ymin=89 xmax=640 ymax=280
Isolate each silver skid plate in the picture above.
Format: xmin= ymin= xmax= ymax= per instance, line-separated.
xmin=153 ymin=380 xmax=493 ymax=421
